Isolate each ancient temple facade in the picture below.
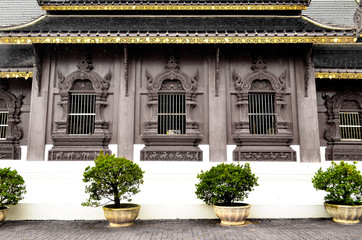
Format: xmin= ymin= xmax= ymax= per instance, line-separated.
xmin=0 ymin=0 xmax=361 ymax=220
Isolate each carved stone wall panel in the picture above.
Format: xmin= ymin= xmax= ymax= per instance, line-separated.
xmin=232 ymin=57 xmax=295 ymax=161
xmin=48 ymin=148 xmax=112 ymax=161
xmin=141 ymin=146 xmax=202 ymax=161
xmin=322 ymin=90 xmax=362 ymax=161
xmin=141 ymin=56 xmax=203 ymax=161
xmin=0 ymin=80 xmax=24 ymax=160
xmin=48 ymin=50 xmax=112 ymax=161
xmin=326 ymin=144 xmax=362 ymax=161
xmin=233 ymin=146 xmax=296 ymax=162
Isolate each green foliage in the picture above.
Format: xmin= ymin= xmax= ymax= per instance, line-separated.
xmin=312 ymin=161 xmax=362 ymax=205
xmin=195 ymin=163 xmax=259 ymax=206
xmin=82 ymin=151 xmax=144 ymax=208
xmin=0 ymin=167 xmax=26 ymax=208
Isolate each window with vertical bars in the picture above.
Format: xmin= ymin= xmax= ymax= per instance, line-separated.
xmin=158 ymin=94 xmax=186 ymax=135
xmin=339 ymin=112 xmax=362 ymax=140
xmin=248 ymin=94 xmax=276 ymax=135
xmin=68 ymin=94 xmax=96 ymax=135
xmin=0 ymin=111 xmax=8 ymax=140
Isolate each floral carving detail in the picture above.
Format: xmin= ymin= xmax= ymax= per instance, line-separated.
xmin=0 ymin=81 xmax=24 ymax=159
xmin=49 ymin=151 xmax=112 ymax=161
xmin=234 ymin=151 xmax=295 ymax=161
xmin=144 ymin=151 xmax=200 ymax=161
xmin=145 ymin=56 xmax=198 ymax=93
xmin=58 ymin=52 xmax=111 ymax=93
xmin=323 ymin=90 xmax=362 ymax=161
xmin=233 ymin=57 xmax=286 ymax=93
xmin=160 ymin=79 xmax=183 ymax=90
xmin=354 ymin=3 xmax=362 ymax=38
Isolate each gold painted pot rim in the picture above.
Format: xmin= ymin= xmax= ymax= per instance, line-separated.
xmin=103 ymin=203 xmax=140 ymax=211
xmin=324 ymin=201 xmax=362 ymax=208
xmin=214 ymin=203 xmax=251 ymax=208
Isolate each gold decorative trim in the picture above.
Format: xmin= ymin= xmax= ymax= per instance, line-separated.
xmin=0 ymin=15 xmax=46 ymax=31
xmin=0 ymin=36 xmax=356 ymax=44
xmin=301 ymin=16 xmax=354 ymax=31
xmin=315 ymin=72 xmax=362 ymax=79
xmin=0 ymin=71 xmax=33 ymax=79
xmin=41 ymin=5 xmax=307 ymax=11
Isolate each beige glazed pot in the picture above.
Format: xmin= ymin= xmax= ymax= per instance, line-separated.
xmin=0 ymin=207 xmax=9 ymax=225
xmin=324 ymin=202 xmax=362 ymax=224
xmin=213 ymin=203 xmax=251 ymax=226
xmin=103 ymin=204 xmax=140 ymax=227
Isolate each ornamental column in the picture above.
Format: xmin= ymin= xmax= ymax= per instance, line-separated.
xmin=295 ymin=48 xmax=321 ymax=162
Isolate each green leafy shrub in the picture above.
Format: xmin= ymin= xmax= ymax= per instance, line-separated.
xmin=0 ymin=167 xmax=26 ymax=208
xmin=82 ymin=152 xmax=144 ymax=208
xmin=195 ymin=163 xmax=259 ymax=206
xmin=312 ymin=161 xmax=362 ymax=205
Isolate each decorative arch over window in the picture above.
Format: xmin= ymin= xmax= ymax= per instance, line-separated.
xmin=323 ymin=89 xmax=362 ymax=161
xmin=141 ymin=56 xmax=203 ymax=161
xmin=0 ymin=80 xmax=23 ymax=160
xmin=232 ymin=57 xmax=295 ymax=161
xmin=48 ymin=52 xmax=112 ymax=161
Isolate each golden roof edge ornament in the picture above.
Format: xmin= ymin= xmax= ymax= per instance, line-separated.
xmin=40 ymin=5 xmax=307 ymax=11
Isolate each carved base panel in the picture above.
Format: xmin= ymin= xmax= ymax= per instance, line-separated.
xmin=233 ymin=146 xmax=296 ymax=162
xmin=141 ymin=146 xmax=202 ymax=161
xmin=48 ymin=147 xmax=111 ymax=161
xmin=326 ymin=144 xmax=362 ymax=161
xmin=0 ymin=143 xmax=21 ymax=160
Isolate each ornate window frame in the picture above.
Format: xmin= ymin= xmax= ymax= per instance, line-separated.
xmin=48 ymin=52 xmax=112 ymax=161
xmin=323 ymin=89 xmax=362 ymax=161
xmin=140 ymin=56 xmax=203 ymax=161
xmin=232 ymin=57 xmax=295 ymax=161
xmin=0 ymin=80 xmax=23 ymax=160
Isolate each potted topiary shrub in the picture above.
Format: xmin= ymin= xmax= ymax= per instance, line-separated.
xmin=0 ymin=167 xmax=26 ymax=225
xmin=195 ymin=163 xmax=259 ymax=226
xmin=312 ymin=161 xmax=362 ymax=224
xmin=82 ymin=151 xmax=144 ymax=227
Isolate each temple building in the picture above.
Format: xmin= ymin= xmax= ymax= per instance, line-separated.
xmin=0 ymin=0 xmax=361 ymax=220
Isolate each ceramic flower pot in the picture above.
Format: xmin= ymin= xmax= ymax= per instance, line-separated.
xmin=213 ymin=203 xmax=251 ymax=226
xmin=324 ymin=202 xmax=362 ymax=224
xmin=103 ymin=204 xmax=140 ymax=227
xmin=0 ymin=207 xmax=9 ymax=225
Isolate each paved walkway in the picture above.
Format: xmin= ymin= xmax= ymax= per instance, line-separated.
xmin=0 ymin=219 xmax=361 ymax=240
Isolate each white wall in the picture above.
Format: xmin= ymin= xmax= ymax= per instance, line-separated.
xmin=1 ymin=145 xmax=361 ymax=220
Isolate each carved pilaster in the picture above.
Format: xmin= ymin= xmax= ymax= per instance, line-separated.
xmin=124 ymin=45 xmax=129 ymax=97
xmin=304 ymin=47 xmax=313 ymax=97
xmin=33 ymin=45 xmax=43 ymax=97
xmin=354 ymin=1 xmax=362 ymax=38
xmin=215 ymin=47 xmax=220 ymax=97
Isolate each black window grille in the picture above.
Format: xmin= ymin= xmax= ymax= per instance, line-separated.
xmin=158 ymin=94 xmax=186 ymax=135
xmin=68 ymin=94 xmax=96 ymax=135
xmin=248 ymin=94 xmax=276 ymax=135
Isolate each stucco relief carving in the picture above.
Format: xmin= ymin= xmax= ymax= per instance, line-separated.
xmin=0 ymin=80 xmax=24 ymax=160
xmin=57 ymin=53 xmax=111 ymax=94
xmin=49 ymin=151 xmax=100 ymax=161
xmin=146 ymin=56 xmax=198 ymax=95
xmin=232 ymin=57 xmax=286 ymax=94
xmin=232 ymin=57 xmax=295 ymax=162
xmin=141 ymin=56 xmax=203 ymax=161
xmin=323 ymin=90 xmax=362 ymax=161
xmin=49 ymin=51 xmax=112 ymax=161
xmin=354 ymin=1 xmax=362 ymax=38
xmin=142 ymin=151 xmax=201 ymax=161
xmin=234 ymin=151 xmax=296 ymax=162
